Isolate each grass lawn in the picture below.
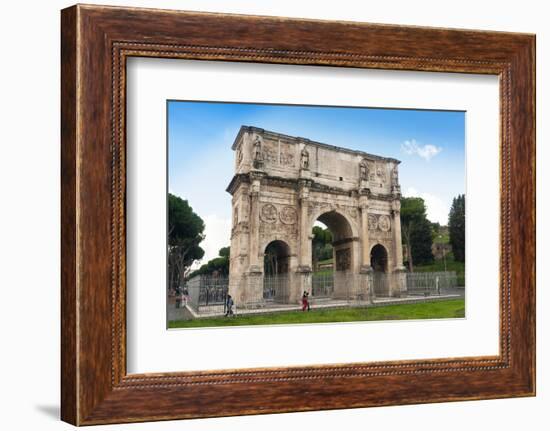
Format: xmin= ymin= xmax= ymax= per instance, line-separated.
xmin=168 ymin=298 xmax=465 ymax=329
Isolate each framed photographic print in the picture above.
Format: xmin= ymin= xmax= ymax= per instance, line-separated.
xmin=61 ymin=4 xmax=535 ymax=425
xmin=164 ymin=102 xmax=466 ymax=331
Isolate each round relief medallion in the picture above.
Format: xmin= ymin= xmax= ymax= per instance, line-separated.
xmin=368 ymin=214 xmax=378 ymax=230
xmin=378 ymin=214 xmax=391 ymax=232
xmin=279 ymin=206 xmax=298 ymax=225
xmin=260 ymin=204 xmax=278 ymax=223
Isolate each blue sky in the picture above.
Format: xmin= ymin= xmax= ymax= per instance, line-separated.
xmin=168 ymin=101 xmax=465 ymax=264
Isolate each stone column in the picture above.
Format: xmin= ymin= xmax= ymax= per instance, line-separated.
xmin=359 ymin=194 xmax=372 ymax=272
xmin=391 ymin=199 xmax=407 ymax=297
xmin=241 ymin=173 xmax=263 ymax=307
xmin=248 ymin=174 xmax=262 ymax=273
xmin=291 ymin=180 xmax=312 ymax=303
xmin=298 ymin=181 xmax=312 ymax=270
xmin=392 ymin=200 xmax=405 ymax=269
xmin=358 ymin=193 xmax=373 ymax=303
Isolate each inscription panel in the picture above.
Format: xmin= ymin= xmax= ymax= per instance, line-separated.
xmin=263 ymin=140 xmax=278 ymax=164
xmin=279 ymin=141 xmax=295 ymax=167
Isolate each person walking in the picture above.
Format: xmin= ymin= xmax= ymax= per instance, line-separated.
xmin=301 ymin=291 xmax=310 ymax=312
xmin=225 ymin=294 xmax=234 ymax=317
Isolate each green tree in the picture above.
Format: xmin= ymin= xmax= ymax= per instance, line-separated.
xmin=168 ymin=193 xmax=205 ymax=289
xmin=189 ymin=247 xmax=231 ymax=277
xmin=430 ymin=222 xmax=441 ymax=241
xmin=400 ymin=197 xmax=434 ymax=271
xmin=448 ymin=194 xmax=465 ymax=262
xmin=312 ymin=226 xmax=333 ymax=271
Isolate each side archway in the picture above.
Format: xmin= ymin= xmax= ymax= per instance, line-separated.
xmin=264 ymin=240 xmax=290 ymax=275
xmin=370 ymin=243 xmax=389 ymax=296
xmin=263 ymin=240 xmax=291 ymax=302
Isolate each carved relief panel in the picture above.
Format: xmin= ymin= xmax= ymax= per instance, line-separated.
xmin=279 ymin=141 xmax=295 ymax=168
xmin=368 ymin=214 xmax=392 ymax=231
xmin=378 ymin=215 xmax=391 ymax=232
xmin=366 ymin=161 xmax=391 ymax=189
xmin=279 ymin=206 xmax=298 ymax=225
xmin=368 ymin=213 xmax=392 ymax=240
xmin=263 ymin=142 xmax=279 ymax=164
xmin=259 ymin=139 xmax=297 ymax=169
xmin=258 ymin=203 xmax=299 ymax=245
xmin=260 ymin=203 xmax=278 ymax=223
xmin=335 ymin=248 xmax=351 ymax=271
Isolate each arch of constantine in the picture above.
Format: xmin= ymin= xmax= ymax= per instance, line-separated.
xmin=226 ymin=126 xmax=407 ymax=307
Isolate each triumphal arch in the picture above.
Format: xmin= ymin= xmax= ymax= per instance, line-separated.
xmin=226 ymin=126 xmax=407 ymax=307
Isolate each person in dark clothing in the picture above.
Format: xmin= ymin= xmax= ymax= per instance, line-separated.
xmin=225 ymin=294 xmax=234 ymax=317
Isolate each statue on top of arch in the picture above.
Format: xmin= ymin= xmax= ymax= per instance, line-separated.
xmin=391 ymin=165 xmax=401 ymax=195
xmin=301 ymin=148 xmax=310 ymax=170
xmin=359 ymin=159 xmax=369 ymax=181
xmin=252 ymin=135 xmax=264 ymax=169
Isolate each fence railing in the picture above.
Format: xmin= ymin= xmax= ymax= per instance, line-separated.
xmin=263 ymin=273 xmax=290 ymax=302
xmin=311 ymin=273 xmax=334 ymax=298
xmin=185 ymin=275 xmax=229 ymax=314
xmin=369 ymin=272 xmax=389 ymax=297
xmin=405 ymin=271 xmax=458 ymax=296
xmin=182 ymin=270 xmax=460 ymax=315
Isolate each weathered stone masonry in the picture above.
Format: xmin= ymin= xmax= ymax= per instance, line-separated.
xmin=226 ymin=126 xmax=406 ymax=306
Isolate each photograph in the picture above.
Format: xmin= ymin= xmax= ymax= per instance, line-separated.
xmin=167 ymin=101 xmax=466 ymax=329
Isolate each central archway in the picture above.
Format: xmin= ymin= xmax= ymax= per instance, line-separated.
xmin=263 ymin=240 xmax=290 ymax=302
xmin=371 ymin=244 xmax=389 ymax=296
xmin=316 ymin=211 xmax=354 ymax=244
xmin=311 ymin=210 xmax=357 ymax=300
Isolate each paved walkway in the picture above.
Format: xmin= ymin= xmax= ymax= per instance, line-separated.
xmin=168 ymin=303 xmax=194 ymax=322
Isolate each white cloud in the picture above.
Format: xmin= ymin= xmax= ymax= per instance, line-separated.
xmin=403 ymin=187 xmax=449 ymax=225
xmin=401 ymin=139 xmax=442 ymax=161
xmin=191 ymin=214 xmax=232 ymax=269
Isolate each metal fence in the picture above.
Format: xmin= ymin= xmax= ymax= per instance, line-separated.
xmin=366 ymin=270 xmax=458 ymax=297
xmin=183 ymin=270 xmax=459 ymax=315
xmin=370 ymin=272 xmax=389 ymax=297
xmin=185 ymin=275 xmax=229 ymax=314
xmin=311 ymin=273 xmax=334 ymax=298
xmin=263 ymin=273 xmax=290 ymax=302
xmin=405 ymin=271 xmax=458 ymax=296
